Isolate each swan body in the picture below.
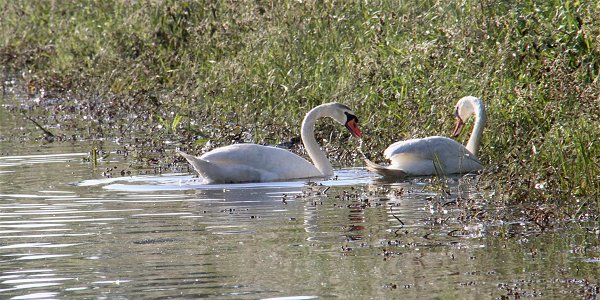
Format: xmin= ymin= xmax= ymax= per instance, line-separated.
xmin=366 ymin=96 xmax=486 ymax=178
xmin=178 ymin=145 xmax=322 ymax=183
xmin=179 ymin=102 xmax=362 ymax=183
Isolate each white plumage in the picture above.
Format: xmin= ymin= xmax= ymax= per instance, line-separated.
xmin=179 ymin=102 xmax=362 ymax=183
xmin=178 ymin=144 xmax=321 ymax=183
xmin=365 ymin=96 xmax=486 ymax=178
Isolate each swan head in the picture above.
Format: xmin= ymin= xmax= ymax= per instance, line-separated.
xmin=452 ymin=96 xmax=481 ymax=137
xmin=328 ymin=103 xmax=362 ymax=138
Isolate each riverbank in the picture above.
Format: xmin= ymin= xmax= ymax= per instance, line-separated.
xmin=1 ymin=0 xmax=598 ymax=206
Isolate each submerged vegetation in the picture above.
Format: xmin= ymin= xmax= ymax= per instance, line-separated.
xmin=1 ymin=1 xmax=598 ymax=204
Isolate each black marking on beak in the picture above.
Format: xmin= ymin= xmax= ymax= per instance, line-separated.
xmin=344 ymin=112 xmax=362 ymax=138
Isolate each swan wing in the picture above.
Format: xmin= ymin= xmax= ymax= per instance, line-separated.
xmin=182 ymin=144 xmax=323 ymax=183
xmin=383 ymin=136 xmax=482 ymax=175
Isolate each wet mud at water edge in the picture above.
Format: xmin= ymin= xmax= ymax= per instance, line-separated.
xmin=1 ymin=108 xmax=599 ymax=299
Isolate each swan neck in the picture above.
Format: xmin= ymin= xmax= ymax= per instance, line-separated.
xmin=301 ymin=106 xmax=334 ymax=176
xmin=466 ymin=101 xmax=486 ymax=157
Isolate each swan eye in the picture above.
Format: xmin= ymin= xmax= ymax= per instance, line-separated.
xmin=344 ymin=112 xmax=359 ymax=124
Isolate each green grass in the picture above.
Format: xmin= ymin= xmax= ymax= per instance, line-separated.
xmin=1 ymin=0 xmax=598 ymax=202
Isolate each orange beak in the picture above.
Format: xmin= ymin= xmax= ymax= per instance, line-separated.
xmin=452 ymin=117 xmax=465 ymax=137
xmin=345 ymin=118 xmax=362 ymax=139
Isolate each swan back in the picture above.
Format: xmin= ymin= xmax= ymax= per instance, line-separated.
xmin=365 ymin=96 xmax=485 ymax=178
xmin=180 ymin=145 xmax=323 ymax=183
xmin=383 ymin=136 xmax=482 ymax=175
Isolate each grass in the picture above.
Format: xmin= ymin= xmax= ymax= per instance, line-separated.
xmin=0 ymin=0 xmax=598 ymax=203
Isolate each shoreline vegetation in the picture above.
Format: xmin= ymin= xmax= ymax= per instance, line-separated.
xmin=1 ymin=1 xmax=598 ymax=206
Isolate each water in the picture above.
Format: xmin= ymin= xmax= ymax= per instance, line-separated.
xmin=1 ymin=108 xmax=599 ymax=299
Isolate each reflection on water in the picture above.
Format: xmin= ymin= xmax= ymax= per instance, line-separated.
xmin=0 ymin=138 xmax=599 ymax=299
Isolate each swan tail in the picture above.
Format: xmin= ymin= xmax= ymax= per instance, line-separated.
xmin=177 ymin=150 xmax=220 ymax=182
xmin=177 ymin=150 xmax=265 ymax=183
xmin=364 ymin=159 xmax=407 ymax=179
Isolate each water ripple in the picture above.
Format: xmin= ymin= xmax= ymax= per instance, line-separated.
xmin=0 ymin=243 xmax=79 ymax=249
xmin=1 ymin=143 xmax=594 ymax=299
xmin=75 ymin=169 xmax=377 ymax=192
xmin=11 ymin=292 xmax=61 ymax=300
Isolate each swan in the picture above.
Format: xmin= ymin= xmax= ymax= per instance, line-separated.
xmin=178 ymin=102 xmax=362 ymax=183
xmin=365 ymin=96 xmax=486 ymax=178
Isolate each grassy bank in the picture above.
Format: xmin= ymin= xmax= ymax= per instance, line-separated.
xmin=1 ymin=0 xmax=598 ymax=203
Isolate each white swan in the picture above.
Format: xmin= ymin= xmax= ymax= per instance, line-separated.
xmin=178 ymin=102 xmax=362 ymax=183
xmin=365 ymin=96 xmax=486 ymax=178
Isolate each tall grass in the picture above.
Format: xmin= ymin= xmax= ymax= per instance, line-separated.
xmin=1 ymin=0 xmax=598 ymax=199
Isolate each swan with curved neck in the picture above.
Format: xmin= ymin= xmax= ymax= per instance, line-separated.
xmin=179 ymin=102 xmax=362 ymax=183
xmin=452 ymin=96 xmax=486 ymax=157
xmin=365 ymin=96 xmax=486 ymax=178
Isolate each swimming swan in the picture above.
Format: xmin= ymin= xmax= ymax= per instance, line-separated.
xmin=179 ymin=102 xmax=362 ymax=183
xmin=365 ymin=96 xmax=486 ymax=178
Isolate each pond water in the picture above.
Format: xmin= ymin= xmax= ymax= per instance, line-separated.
xmin=1 ymin=105 xmax=599 ymax=299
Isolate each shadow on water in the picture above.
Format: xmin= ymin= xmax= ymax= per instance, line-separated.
xmin=0 ymin=136 xmax=599 ymax=298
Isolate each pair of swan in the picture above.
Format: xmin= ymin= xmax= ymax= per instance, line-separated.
xmin=179 ymin=97 xmax=485 ymax=183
